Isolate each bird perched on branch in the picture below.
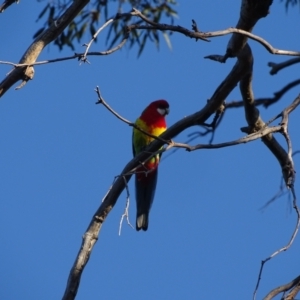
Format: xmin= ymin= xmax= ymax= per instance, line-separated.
xmin=132 ymin=100 xmax=170 ymax=231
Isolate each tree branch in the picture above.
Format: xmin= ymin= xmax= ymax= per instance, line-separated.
xmin=268 ymin=57 xmax=300 ymax=75
xmin=118 ymin=176 xmax=134 ymax=236
xmin=81 ymin=12 xmax=135 ymax=63
xmin=264 ymin=275 xmax=300 ymax=300
xmin=0 ymin=33 xmax=130 ymax=68
xmin=171 ymin=125 xmax=281 ymax=151
xmin=238 ymin=43 xmax=295 ymax=189
xmin=0 ymin=0 xmax=90 ymax=97
xmin=227 ymin=0 xmax=273 ymax=58
xmin=0 ymin=0 xmax=19 ymax=13
xmin=226 ymin=79 xmax=300 ymax=109
xmin=129 ymin=17 xmax=300 ymax=58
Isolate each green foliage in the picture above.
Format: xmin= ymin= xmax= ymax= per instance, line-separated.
xmin=34 ymin=0 xmax=178 ymax=55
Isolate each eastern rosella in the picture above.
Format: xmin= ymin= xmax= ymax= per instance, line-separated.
xmin=132 ymin=100 xmax=169 ymax=231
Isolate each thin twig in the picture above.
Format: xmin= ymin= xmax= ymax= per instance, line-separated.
xmin=171 ymin=125 xmax=281 ymax=152
xmin=226 ymin=79 xmax=300 ymax=109
xmin=118 ymin=176 xmax=134 ymax=235
xmin=259 ymin=148 xmax=300 ymax=211
xmin=81 ymin=12 xmax=135 ymax=62
xmin=129 ymin=20 xmax=300 ymax=57
xmin=259 ymin=178 xmax=287 ymax=212
xmin=0 ymin=35 xmax=130 ymax=68
xmin=203 ymin=27 xmax=300 ymax=57
xmin=254 ymin=188 xmax=300 ymax=300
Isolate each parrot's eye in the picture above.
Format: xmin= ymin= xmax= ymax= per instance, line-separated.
xmin=157 ymin=107 xmax=169 ymax=116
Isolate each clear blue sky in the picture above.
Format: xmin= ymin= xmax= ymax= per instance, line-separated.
xmin=0 ymin=1 xmax=300 ymax=299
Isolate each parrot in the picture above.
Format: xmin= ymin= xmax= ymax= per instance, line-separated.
xmin=132 ymin=99 xmax=170 ymax=231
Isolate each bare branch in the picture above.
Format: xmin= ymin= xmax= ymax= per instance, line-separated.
xmin=118 ymin=176 xmax=134 ymax=236
xmin=0 ymin=34 xmax=130 ymax=68
xmin=260 ymin=150 xmax=300 ymax=211
xmin=129 ymin=17 xmax=300 ymax=58
xmin=237 ymin=44 xmax=297 ymax=190
xmin=131 ymin=8 xmax=210 ymax=42
xmin=81 ymin=12 xmax=135 ymax=63
xmin=263 ymin=275 xmax=300 ymax=300
xmin=259 ymin=178 xmax=287 ymax=211
xmin=0 ymin=0 xmax=19 ymax=13
xmin=172 ymin=125 xmax=281 ymax=151
xmin=0 ymin=0 xmax=90 ymax=97
xmin=268 ymin=57 xmax=300 ymax=75
xmin=226 ymin=79 xmax=300 ymax=109
xmin=210 ymin=28 xmax=300 ymax=57
xmin=3 ymin=26 xmax=284 ymax=69
xmin=280 ymin=113 xmax=295 ymax=188
xmin=227 ymin=0 xmax=273 ymax=58
xmin=132 ymin=5 xmax=293 ymax=58
xmin=284 ymin=281 xmax=300 ymax=300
